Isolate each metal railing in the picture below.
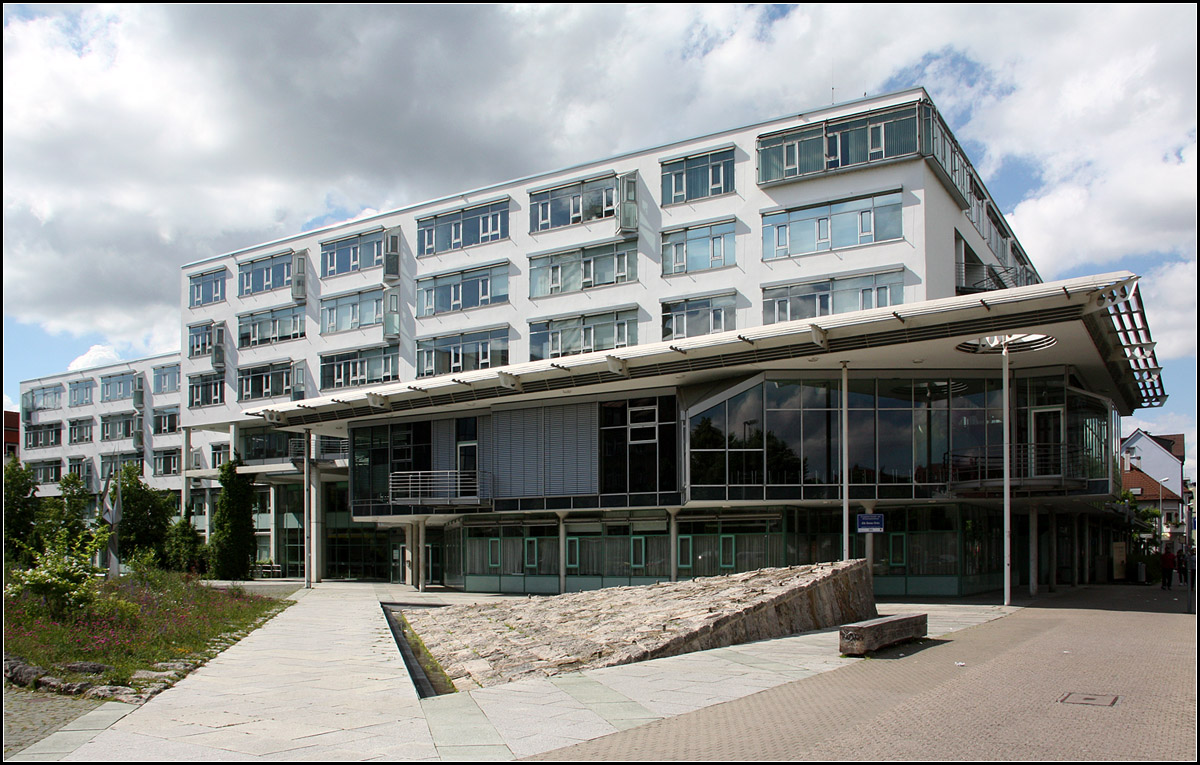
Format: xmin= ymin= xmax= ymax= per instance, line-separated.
xmin=389 ymin=470 xmax=493 ymax=504
xmin=287 ymin=436 xmax=349 ymax=460
xmin=955 ymin=262 xmax=1040 ymax=293
xmin=946 ymin=443 xmax=1090 ymax=486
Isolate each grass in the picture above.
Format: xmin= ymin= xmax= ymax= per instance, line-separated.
xmin=394 ymin=611 xmax=458 ymax=695
xmin=3 ymin=568 xmax=292 ymax=689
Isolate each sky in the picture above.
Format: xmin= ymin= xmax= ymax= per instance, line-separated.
xmin=3 ymin=4 xmax=1197 ymax=480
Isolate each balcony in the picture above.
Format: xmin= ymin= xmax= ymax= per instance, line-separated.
xmin=287 ymin=436 xmax=349 ymax=462
xmin=956 ymin=262 xmax=1041 ymax=295
xmin=389 ymin=470 xmax=493 ymax=507
xmin=946 ymin=444 xmax=1095 ymax=493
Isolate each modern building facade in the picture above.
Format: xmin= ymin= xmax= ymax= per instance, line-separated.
xmin=21 ymin=87 xmax=1167 ymax=596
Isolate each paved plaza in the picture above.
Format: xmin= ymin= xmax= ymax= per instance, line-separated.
xmin=7 ymin=580 xmax=1195 ymax=761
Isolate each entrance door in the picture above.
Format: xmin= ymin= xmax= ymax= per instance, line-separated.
xmin=457 ymin=441 xmax=478 ymax=497
xmin=1030 ymin=408 xmax=1064 ymax=477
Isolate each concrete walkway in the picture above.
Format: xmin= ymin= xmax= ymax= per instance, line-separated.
xmin=8 ymin=581 xmax=1191 ymax=761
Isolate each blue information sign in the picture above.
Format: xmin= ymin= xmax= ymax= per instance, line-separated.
xmin=857 ymin=513 xmax=884 ymax=533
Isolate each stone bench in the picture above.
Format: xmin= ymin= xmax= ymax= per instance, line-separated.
xmin=839 ymin=613 xmax=927 ymax=655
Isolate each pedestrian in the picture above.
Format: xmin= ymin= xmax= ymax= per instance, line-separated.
xmin=1178 ymin=548 xmax=1188 ymax=588
xmin=1189 ymin=548 xmax=1196 ymax=592
xmin=1161 ymin=547 xmax=1175 ymax=590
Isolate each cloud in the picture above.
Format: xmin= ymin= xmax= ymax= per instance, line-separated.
xmin=3 ymin=4 xmax=1195 ymax=365
xmin=3 ymin=393 xmax=15 ymax=411
xmin=1138 ymin=260 xmax=1198 ymax=361
xmin=67 ymin=344 xmax=122 ymax=371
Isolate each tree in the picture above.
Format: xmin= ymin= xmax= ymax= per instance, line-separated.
xmin=115 ymin=463 xmax=174 ymax=566
xmin=208 ymin=457 xmax=256 ymax=580
xmin=35 ymin=472 xmax=91 ymax=552
xmin=3 ymin=456 xmax=40 ymax=566
xmin=164 ymin=516 xmax=206 ymax=573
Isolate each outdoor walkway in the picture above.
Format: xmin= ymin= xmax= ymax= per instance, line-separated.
xmin=8 ymin=581 xmax=1194 ymax=761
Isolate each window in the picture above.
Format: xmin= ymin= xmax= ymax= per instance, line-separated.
xmin=189 ymin=324 xmax=217 ymax=357
xmin=152 ymin=365 xmax=180 ymax=394
xmin=662 ymin=294 xmax=736 ymax=340
xmin=762 ymin=192 xmax=902 ymax=261
xmin=763 ymin=271 xmax=904 ymax=324
xmin=101 ymin=452 xmax=142 ymax=479
xmin=599 ymin=396 xmax=678 ymax=495
xmin=189 ymin=269 xmax=226 ymax=307
xmin=529 ymin=177 xmax=618 ymax=232
xmin=152 ymin=406 xmax=179 ymax=434
xmin=756 ymin=106 xmax=918 ymax=184
xmin=69 ymin=418 xmax=93 ymax=444
xmin=238 ymin=363 xmax=293 ymax=401
xmin=416 ymin=264 xmax=509 ymax=317
xmin=662 ymin=221 xmax=736 ymax=275
xmin=25 ymin=423 xmax=62 ymax=449
xmin=417 ymin=200 xmax=509 ymax=256
xmin=30 ymin=386 xmax=62 ymax=410
xmin=211 ymin=443 xmax=230 ymax=468
xmin=239 ymin=304 xmax=306 ymax=347
xmin=321 ymin=231 xmax=383 ymax=278
xmin=238 ymin=252 xmax=292 ymax=296
xmin=31 ymin=460 xmax=61 ymax=485
xmin=154 ymin=449 xmax=181 ymax=476
xmin=530 ymin=310 xmax=637 ymax=361
xmin=188 ymin=373 xmax=225 ymax=408
xmin=320 ymin=288 xmax=383 ymax=334
xmin=68 ymin=380 xmax=94 ymax=407
xmin=416 ymin=329 xmax=508 ymax=378
xmin=319 ymin=345 xmax=400 ymax=390
xmin=529 ymin=239 xmax=637 ymax=298
xmin=660 ymin=149 xmax=734 ymax=204
xmin=101 ymin=413 xmax=139 ymax=441
xmin=67 ymin=457 xmax=92 ymax=486
xmin=100 ymin=373 xmax=137 ymax=402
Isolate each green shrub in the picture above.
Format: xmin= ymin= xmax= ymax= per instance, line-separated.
xmin=5 ymin=527 xmax=109 ymax=619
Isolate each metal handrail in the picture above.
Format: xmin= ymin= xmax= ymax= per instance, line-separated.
xmin=389 ymin=470 xmax=493 ymax=503
xmin=946 ymin=443 xmax=1089 ymax=485
xmin=288 ymin=436 xmax=349 ymax=460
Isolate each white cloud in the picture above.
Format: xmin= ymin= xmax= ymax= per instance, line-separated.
xmin=2 ymin=4 xmax=1195 ymax=369
xmin=1138 ymin=260 xmax=1198 ymax=361
xmin=67 ymin=344 xmax=122 ymax=371
xmin=4 ymin=393 xmax=15 ymax=411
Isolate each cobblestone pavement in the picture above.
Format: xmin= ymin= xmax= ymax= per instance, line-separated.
xmin=3 ymin=686 xmax=103 ymax=759
xmin=529 ymin=584 xmax=1197 ymax=761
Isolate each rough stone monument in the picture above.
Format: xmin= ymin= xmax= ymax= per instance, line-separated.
xmin=404 ymin=559 xmax=875 ymax=689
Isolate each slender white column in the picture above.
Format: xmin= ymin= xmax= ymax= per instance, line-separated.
xmin=557 ymin=512 xmax=567 ymax=594
xmin=417 ymin=519 xmax=427 ymax=593
xmin=669 ymin=508 xmax=680 ymax=582
xmin=1029 ymin=507 xmax=1038 ymax=597
xmin=1003 ymin=343 xmax=1012 ymax=605
xmin=841 ymin=361 xmax=850 ymax=561
xmin=181 ymin=426 xmax=191 ymax=519
xmin=303 ymin=427 xmax=311 ymax=589
xmin=1049 ymin=508 xmax=1057 ymax=592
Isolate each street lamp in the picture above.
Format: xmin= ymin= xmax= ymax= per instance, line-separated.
xmin=1157 ymin=475 xmax=1172 ymax=550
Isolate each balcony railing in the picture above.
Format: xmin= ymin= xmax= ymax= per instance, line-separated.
xmin=946 ymin=444 xmax=1095 ymax=489
xmin=955 ymin=262 xmax=1041 ymax=294
xmin=287 ymin=436 xmax=349 ymax=461
xmin=389 ymin=470 xmax=493 ymax=505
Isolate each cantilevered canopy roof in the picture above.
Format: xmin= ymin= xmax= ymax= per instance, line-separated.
xmin=247 ymin=272 xmax=1165 ymax=437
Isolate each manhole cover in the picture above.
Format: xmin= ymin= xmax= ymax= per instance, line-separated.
xmin=1059 ymin=692 xmax=1118 ymax=706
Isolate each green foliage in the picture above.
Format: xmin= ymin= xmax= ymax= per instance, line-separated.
xmin=4 ymin=526 xmax=110 ymax=619
xmin=115 ymin=464 xmax=175 ymax=567
xmin=165 ymin=517 xmax=206 ymax=574
xmin=4 ymin=456 xmax=40 ymax=565
xmin=208 ymin=457 xmax=256 ymax=581
xmin=33 ymin=472 xmax=92 ymax=553
xmin=5 ymin=567 xmax=290 ymax=685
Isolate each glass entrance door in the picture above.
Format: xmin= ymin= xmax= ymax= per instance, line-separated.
xmin=457 ymin=442 xmax=478 ymax=497
xmin=1030 ymin=408 xmax=1063 ymax=477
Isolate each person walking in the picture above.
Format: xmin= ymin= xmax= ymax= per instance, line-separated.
xmin=1161 ymin=547 xmax=1176 ymax=590
xmin=1178 ymin=548 xmax=1188 ymax=589
xmin=1189 ymin=547 xmax=1196 ymax=592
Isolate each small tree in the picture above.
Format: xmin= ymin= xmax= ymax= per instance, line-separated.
xmin=208 ymin=457 xmax=256 ymax=580
xmin=115 ymin=463 xmax=174 ymax=567
xmin=164 ymin=516 xmax=206 ymax=574
xmin=3 ymin=456 xmax=40 ymax=566
xmin=34 ymin=472 xmax=92 ymax=552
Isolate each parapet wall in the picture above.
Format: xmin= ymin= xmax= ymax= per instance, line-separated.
xmin=405 ymin=560 xmax=876 ymax=689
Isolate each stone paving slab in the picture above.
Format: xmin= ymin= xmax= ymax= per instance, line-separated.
xmin=12 ymin=578 xmax=1084 ymax=762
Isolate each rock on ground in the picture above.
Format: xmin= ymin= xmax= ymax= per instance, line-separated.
xmin=404 ymin=560 xmax=875 ymax=689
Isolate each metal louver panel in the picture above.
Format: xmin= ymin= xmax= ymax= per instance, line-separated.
xmin=544 ymin=403 xmax=598 ymax=495
xmin=432 ymin=419 xmax=455 ymax=471
xmin=491 ymin=409 xmax=544 ymax=497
